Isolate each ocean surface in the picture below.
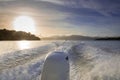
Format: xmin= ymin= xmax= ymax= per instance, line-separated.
xmin=0 ymin=40 xmax=120 ymax=80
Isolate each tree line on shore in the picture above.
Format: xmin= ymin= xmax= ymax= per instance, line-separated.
xmin=0 ymin=29 xmax=40 ymax=40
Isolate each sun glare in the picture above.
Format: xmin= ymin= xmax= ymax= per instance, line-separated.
xmin=13 ymin=16 xmax=36 ymax=33
xmin=17 ymin=41 xmax=30 ymax=50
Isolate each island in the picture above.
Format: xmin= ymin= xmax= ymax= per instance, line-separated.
xmin=0 ymin=29 xmax=40 ymax=40
xmin=95 ymin=37 xmax=120 ymax=40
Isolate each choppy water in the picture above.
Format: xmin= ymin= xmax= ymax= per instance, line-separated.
xmin=0 ymin=41 xmax=120 ymax=80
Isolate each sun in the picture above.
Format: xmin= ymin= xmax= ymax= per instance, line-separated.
xmin=13 ymin=16 xmax=36 ymax=33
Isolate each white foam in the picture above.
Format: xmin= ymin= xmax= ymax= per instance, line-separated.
xmin=0 ymin=41 xmax=119 ymax=80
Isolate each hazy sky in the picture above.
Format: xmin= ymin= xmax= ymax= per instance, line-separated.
xmin=0 ymin=0 xmax=120 ymax=37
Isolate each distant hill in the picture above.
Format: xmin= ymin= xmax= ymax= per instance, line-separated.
xmin=42 ymin=35 xmax=93 ymax=40
xmin=0 ymin=29 xmax=40 ymax=40
xmin=42 ymin=35 xmax=120 ymax=40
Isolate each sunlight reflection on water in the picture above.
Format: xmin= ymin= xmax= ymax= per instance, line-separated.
xmin=17 ymin=41 xmax=31 ymax=50
xmin=0 ymin=41 xmax=52 ymax=55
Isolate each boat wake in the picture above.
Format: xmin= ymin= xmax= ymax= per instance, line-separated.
xmin=0 ymin=41 xmax=120 ymax=80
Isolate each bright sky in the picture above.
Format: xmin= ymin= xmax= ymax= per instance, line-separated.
xmin=0 ymin=0 xmax=120 ymax=37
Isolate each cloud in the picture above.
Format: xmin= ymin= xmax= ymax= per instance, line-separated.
xmin=1 ymin=0 xmax=120 ymax=17
xmin=39 ymin=0 xmax=120 ymax=17
xmin=0 ymin=0 xmax=120 ymax=36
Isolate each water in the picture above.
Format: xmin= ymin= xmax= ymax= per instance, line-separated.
xmin=0 ymin=41 xmax=120 ymax=80
xmin=69 ymin=41 xmax=120 ymax=80
xmin=0 ymin=41 xmax=55 ymax=55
